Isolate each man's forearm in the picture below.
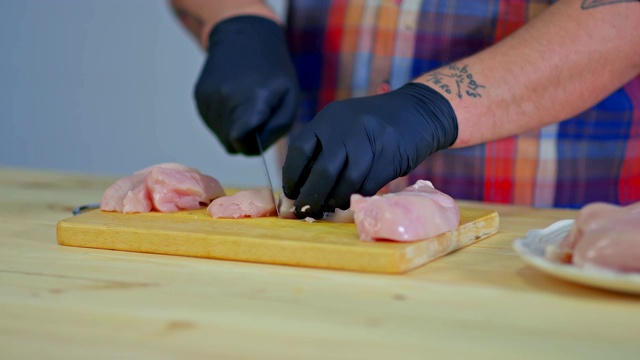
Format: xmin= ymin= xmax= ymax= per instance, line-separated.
xmin=414 ymin=0 xmax=640 ymax=148
xmin=169 ymin=0 xmax=280 ymax=49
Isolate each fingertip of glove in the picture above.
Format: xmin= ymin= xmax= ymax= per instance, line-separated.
xmin=281 ymin=178 xmax=300 ymax=200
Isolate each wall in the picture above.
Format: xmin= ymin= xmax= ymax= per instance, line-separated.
xmin=0 ymin=0 xmax=287 ymax=188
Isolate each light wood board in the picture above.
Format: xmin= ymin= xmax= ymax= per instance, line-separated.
xmin=56 ymin=207 xmax=498 ymax=273
xmin=10 ymin=168 xmax=640 ymax=360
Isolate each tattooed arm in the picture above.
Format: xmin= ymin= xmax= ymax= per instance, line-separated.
xmin=413 ymin=0 xmax=640 ymax=148
xmin=168 ymin=0 xmax=280 ymax=49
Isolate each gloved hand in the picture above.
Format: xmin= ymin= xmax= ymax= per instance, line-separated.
xmin=194 ymin=16 xmax=299 ymax=155
xmin=282 ymin=83 xmax=458 ymax=219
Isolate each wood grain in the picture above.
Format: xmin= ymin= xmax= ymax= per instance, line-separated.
xmin=56 ymin=207 xmax=499 ymax=273
xmin=2 ymin=166 xmax=639 ymax=360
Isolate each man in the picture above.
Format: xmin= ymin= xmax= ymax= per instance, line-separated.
xmin=171 ymin=0 xmax=640 ymax=219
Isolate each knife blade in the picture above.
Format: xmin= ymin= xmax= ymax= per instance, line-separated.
xmin=256 ymin=134 xmax=280 ymax=216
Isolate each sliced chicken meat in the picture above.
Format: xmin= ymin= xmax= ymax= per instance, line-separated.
xmin=277 ymin=194 xmax=297 ymax=219
xmin=350 ymin=180 xmax=460 ymax=242
xmin=277 ymin=194 xmax=355 ymax=222
xmin=208 ymin=187 xmax=277 ymax=219
xmin=100 ymin=163 xmax=225 ymax=213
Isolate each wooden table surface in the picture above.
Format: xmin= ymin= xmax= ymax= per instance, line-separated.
xmin=1 ymin=166 xmax=639 ymax=360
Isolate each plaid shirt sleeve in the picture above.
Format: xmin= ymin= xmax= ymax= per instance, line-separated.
xmin=286 ymin=0 xmax=640 ymax=208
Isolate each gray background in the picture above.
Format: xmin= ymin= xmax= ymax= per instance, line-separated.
xmin=0 ymin=0 xmax=287 ymax=188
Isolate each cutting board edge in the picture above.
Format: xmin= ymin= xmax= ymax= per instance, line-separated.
xmin=56 ymin=220 xmax=414 ymax=274
xmin=398 ymin=210 xmax=500 ymax=272
xmin=56 ymin=209 xmax=499 ymax=274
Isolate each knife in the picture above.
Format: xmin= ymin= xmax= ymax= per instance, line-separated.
xmin=256 ymin=134 xmax=280 ymax=216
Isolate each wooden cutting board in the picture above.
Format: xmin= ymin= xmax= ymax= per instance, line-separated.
xmin=56 ymin=207 xmax=499 ymax=274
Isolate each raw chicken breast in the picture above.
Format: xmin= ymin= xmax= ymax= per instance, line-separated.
xmin=350 ymin=180 xmax=460 ymax=242
xmin=100 ymin=163 xmax=225 ymax=213
xmin=277 ymin=194 xmax=354 ymax=222
xmin=208 ymin=187 xmax=277 ymax=219
xmin=277 ymin=194 xmax=297 ymax=219
xmin=547 ymin=202 xmax=640 ymax=272
xmin=100 ymin=171 xmax=152 ymax=213
xmin=145 ymin=166 xmax=226 ymax=212
xmin=324 ymin=208 xmax=355 ymax=223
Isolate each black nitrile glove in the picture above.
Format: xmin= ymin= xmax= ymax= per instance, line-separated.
xmin=194 ymin=16 xmax=299 ymax=155
xmin=282 ymin=83 xmax=458 ymax=219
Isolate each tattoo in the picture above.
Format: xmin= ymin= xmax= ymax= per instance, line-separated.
xmin=581 ymin=0 xmax=638 ymax=10
xmin=423 ymin=63 xmax=486 ymax=100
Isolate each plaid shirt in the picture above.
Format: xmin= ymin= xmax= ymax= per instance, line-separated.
xmin=285 ymin=0 xmax=640 ymax=208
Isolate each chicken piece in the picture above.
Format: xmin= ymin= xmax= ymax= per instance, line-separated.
xmin=324 ymin=208 xmax=355 ymax=223
xmin=208 ymin=187 xmax=277 ymax=219
xmin=145 ymin=166 xmax=225 ymax=212
xmin=547 ymin=202 xmax=640 ymax=272
xmin=350 ymin=180 xmax=460 ymax=242
xmin=100 ymin=172 xmax=151 ymax=213
xmin=277 ymin=193 xmax=354 ymax=222
xmin=100 ymin=163 xmax=225 ymax=213
xmin=277 ymin=194 xmax=297 ymax=219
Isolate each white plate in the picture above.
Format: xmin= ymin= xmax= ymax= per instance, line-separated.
xmin=513 ymin=220 xmax=640 ymax=295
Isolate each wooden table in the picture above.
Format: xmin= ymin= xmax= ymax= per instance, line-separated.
xmin=1 ymin=166 xmax=638 ymax=360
